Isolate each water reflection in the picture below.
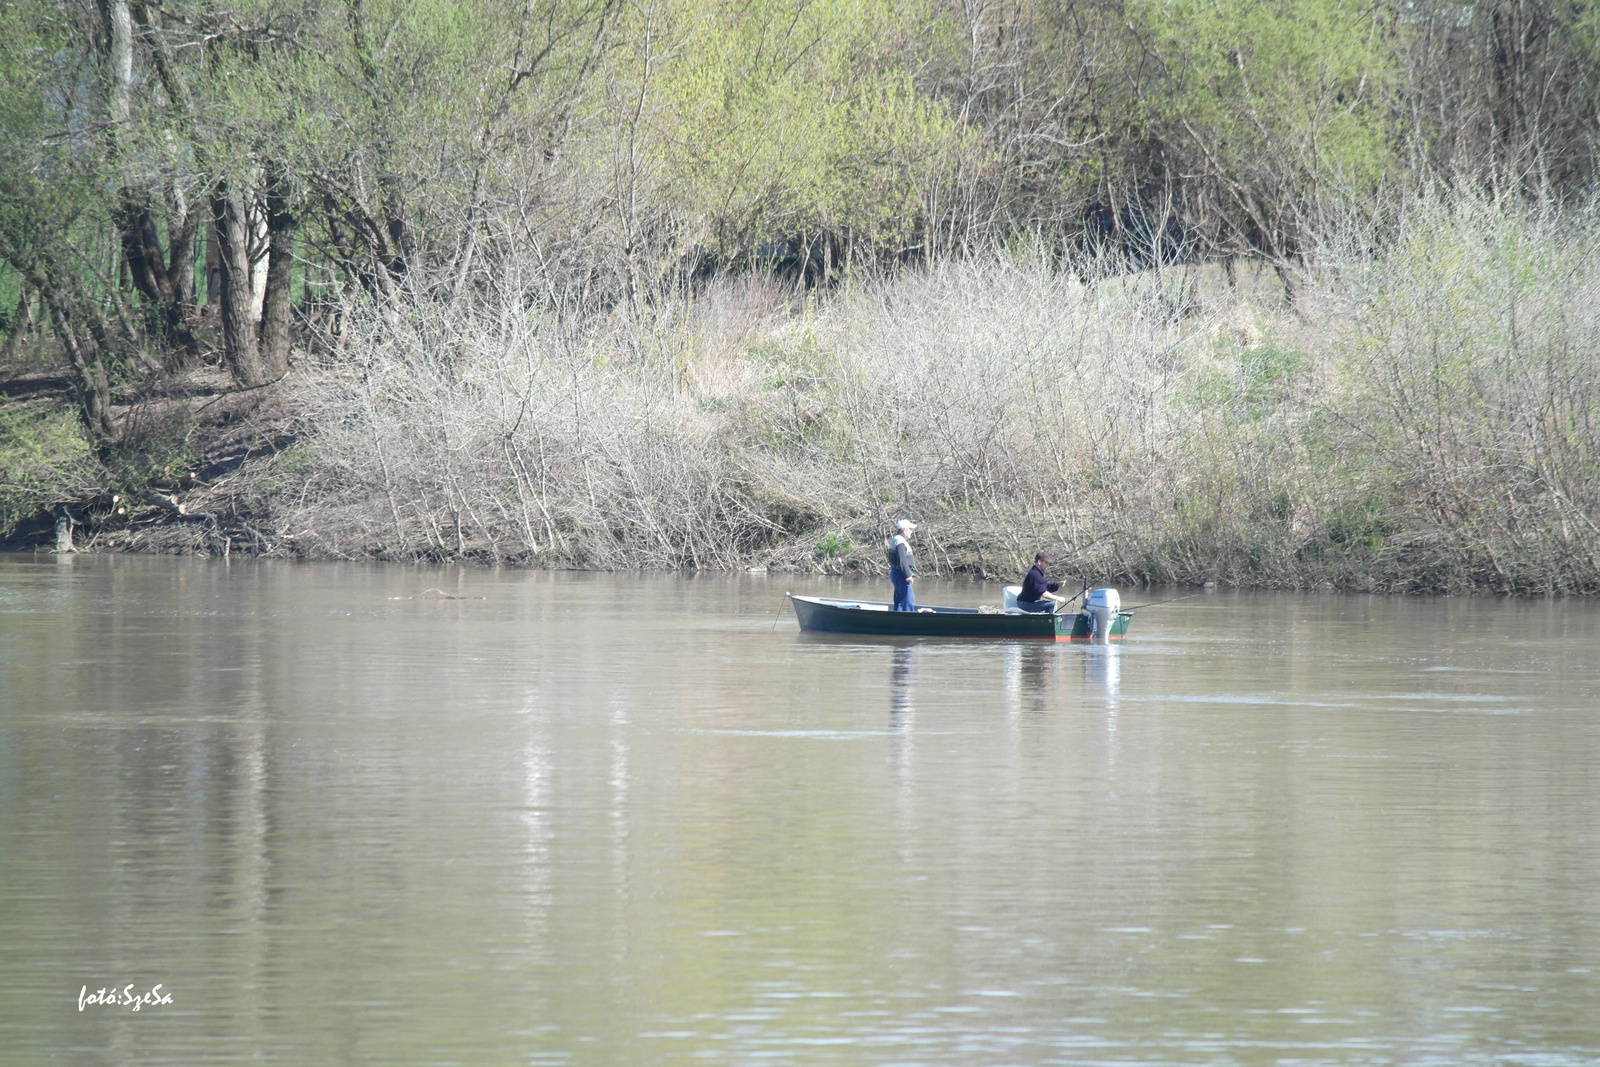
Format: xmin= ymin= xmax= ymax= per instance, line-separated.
xmin=1002 ymin=642 xmax=1069 ymax=713
xmin=521 ymin=728 xmax=551 ymax=933
xmin=1003 ymin=643 xmax=1021 ymax=710
xmin=1082 ymin=644 xmax=1121 ymax=704
xmin=886 ymin=645 xmax=918 ymax=824
xmin=889 ymin=644 xmax=915 ymax=723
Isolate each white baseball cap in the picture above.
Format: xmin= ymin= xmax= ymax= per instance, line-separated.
xmin=896 ymin=518 xmax=917 ymax=532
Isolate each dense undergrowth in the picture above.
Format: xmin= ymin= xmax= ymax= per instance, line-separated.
xmin=6 ymin=197 xmax=1600 ymax=595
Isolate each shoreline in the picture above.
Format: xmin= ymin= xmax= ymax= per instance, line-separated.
xmin=2 ymin=539 xmax=1576 ymax=600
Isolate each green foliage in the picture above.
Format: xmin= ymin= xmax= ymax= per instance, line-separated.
xmin=1124 ymin=0 xmax=1396 ymax=246
xmin=276 ymin=443 xmax=317 ymax=476
xmin=1183 ymin=342 xmax=1304 ymax=417
xmin=1236 ymin=343 xmax=1304 ymax=408
xmin=0 ymin=266 xmax=19 ymax=336
xmin=1343 ymin=198 xmax=1589 ymax=450
xmin=635 ymin=0 xmax=959 ymax=252
xmin=1323 ymin=504 xmax=1394 ymax=551
xmin=1568 ymin=0 xmax=1600 ymax=72
xmin=0 ymin=408 xmax=96 ymax=536
xmin=814 ymin=531 xmax=853 ymax=559
xmin=0 ymin=2 xmax=109 ymax=267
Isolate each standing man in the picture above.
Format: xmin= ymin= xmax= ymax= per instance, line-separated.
xmin=1017 ymin=552 xmax=1069 ymax=613
xmin=887 ymin=519 xmax=917 ymax=611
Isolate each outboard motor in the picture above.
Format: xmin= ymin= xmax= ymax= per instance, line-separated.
xmin=1086 ymin=587 xmax=1120 ymax=641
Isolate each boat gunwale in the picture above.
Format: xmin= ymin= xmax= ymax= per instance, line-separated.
xmin=788 ymin=593 xmax=986 ymax=616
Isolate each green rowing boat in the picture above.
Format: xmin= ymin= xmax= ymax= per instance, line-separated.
xmin=787 ymin=593 xmax=1132 ymax=640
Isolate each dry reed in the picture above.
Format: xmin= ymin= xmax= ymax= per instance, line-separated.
xmin=256 ymin=195 xmax=1600 ymax=593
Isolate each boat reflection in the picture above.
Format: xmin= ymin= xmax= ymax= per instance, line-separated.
xmin=1000 ymin=641 xmax=1123 ymax=712
xmin=1002 ymin=642 xmax=1067 ymax=712
xmin=795 ymin=632 xmax=1120 ymax=718
xmin=1082 ymin=644 xmax=1121 ymax=701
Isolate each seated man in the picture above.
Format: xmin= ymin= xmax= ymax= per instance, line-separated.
xmin=1017 ymin=552 xmax=1069 ymax=613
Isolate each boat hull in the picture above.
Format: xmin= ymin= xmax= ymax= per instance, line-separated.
xmin=788 ymin=594 xmax=1131 ymax=640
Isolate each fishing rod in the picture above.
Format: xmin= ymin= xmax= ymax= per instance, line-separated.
xmin=1119 ymin=592 xmax=1202 ymax=611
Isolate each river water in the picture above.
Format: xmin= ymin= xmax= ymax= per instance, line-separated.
xmin=1 ymin=553 xmax=1597 ymax=1065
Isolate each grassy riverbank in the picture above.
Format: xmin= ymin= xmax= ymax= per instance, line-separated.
xmin=5 ymin=197 xmax=1600 ymax=594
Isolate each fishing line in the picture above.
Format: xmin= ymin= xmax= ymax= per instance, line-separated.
xmin=1120 ymin=593 xmax=1202 ymax=611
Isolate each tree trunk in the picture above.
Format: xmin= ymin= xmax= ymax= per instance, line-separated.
xmin=2 ymin=286 xmax=32 ymax=362
xmin=115 ymin=199 xmax=202 ymax=359
xmin=40 ymin=290 xmax=117 ymax=443
xmin=162 ymin=194 xmax=201 ymax=360
xmin=212 ymin=181 xmax=267 ymax=387
xmin=103 ymin=0 xmax=133 ymax=127
xmin=54 ymin=513 xmax=75 ymax=553
xmin=205 ymin=214 xmax=223 ymax=312
xmin=105 ymin=0 xmax=204 ymax=363
xmin=259 ymin=165 xmax=295 ymax=380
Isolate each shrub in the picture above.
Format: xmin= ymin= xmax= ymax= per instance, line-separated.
xmin=0 ymin=408 xmax=97 ymax=537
